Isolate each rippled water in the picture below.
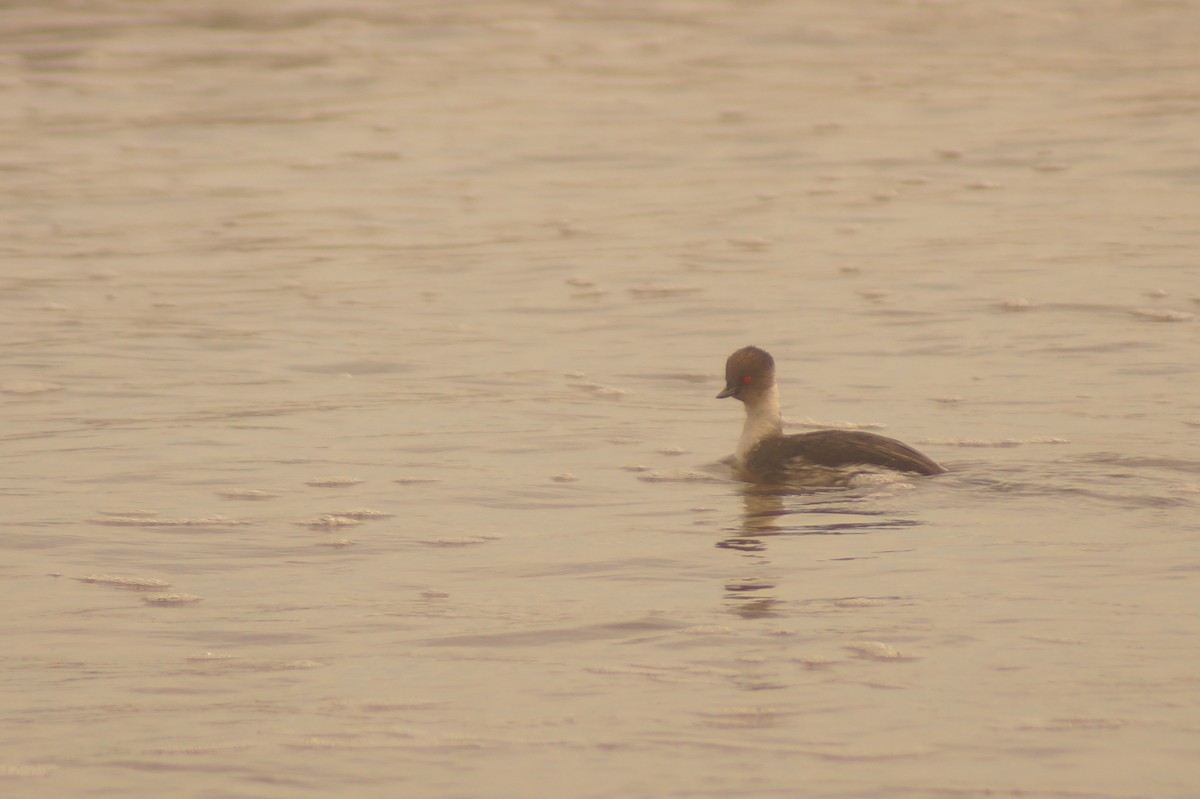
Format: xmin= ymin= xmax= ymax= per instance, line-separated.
xmin=3 ymin=2 xmax=1199 ymax=797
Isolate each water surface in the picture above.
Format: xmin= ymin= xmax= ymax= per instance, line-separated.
xmin=2 ymin=2 xmax=1199 ymax=797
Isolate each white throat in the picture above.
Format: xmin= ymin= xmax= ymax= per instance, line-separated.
xmin=735 ymin=384 xmax=783 ymax=464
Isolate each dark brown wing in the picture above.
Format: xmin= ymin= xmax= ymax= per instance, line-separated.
xmin=745 ymin=430 xmax=945 ymax=481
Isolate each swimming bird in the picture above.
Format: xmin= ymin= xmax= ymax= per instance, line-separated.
xmin=717 ymin=346 xmax=945 ymax=484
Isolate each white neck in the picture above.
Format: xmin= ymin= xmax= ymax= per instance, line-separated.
xmin=735 ymin=384 xmax=783 ymax=463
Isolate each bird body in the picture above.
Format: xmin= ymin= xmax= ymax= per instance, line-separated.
xmin=718 ymin=346 xmax=944 ymax=484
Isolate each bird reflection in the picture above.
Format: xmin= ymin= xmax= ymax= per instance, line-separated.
xmin=719 ymin=484 xmax=923 ymax=619
xmin=722 ymin=483 xmax=920 ymax=550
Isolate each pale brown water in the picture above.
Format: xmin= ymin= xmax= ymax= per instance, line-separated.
xmin=3 ymin=2 xmax=1199 ymax=797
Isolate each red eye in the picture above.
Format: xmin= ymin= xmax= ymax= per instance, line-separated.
xmin=742 ymin=375 xmax=752 ymax=384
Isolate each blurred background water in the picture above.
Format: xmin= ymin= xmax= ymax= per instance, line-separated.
xmin=2 ymin=2 xmax=1198 ymax=797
